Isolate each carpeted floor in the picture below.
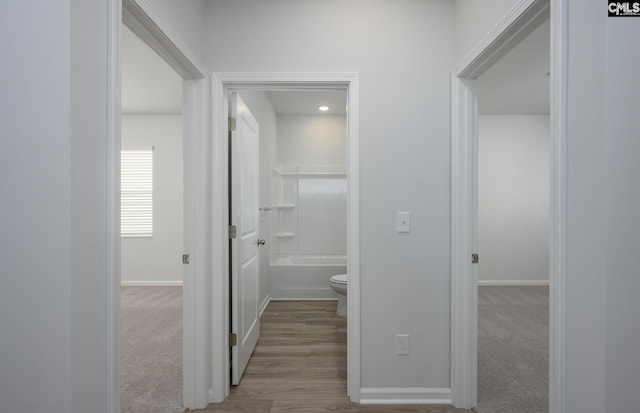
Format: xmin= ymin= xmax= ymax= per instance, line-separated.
xmin=476 ymin=286 xmax=549 ymax=413
xmin=119 ymin=285 xmax=548 ymax=413
xmin=120 ymin=286 xmax=184 ymax=413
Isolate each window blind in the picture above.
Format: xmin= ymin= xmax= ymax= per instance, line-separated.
xmin=121 ymin=149 xmax=153 ymax=237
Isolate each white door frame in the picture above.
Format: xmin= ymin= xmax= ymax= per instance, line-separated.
xmin=106 ymin=0 xmax=210 ymax=411
xmin=210 ymin=72 xmax=361 ymax=403
xmin=450 ymin=0 xmax=567 ymax=411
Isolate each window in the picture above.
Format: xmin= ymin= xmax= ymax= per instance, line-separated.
xmin=121 ymin=148 xmax=153 ymax=237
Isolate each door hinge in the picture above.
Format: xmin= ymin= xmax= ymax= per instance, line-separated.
xmin=182 ymin=254 xmax=190 ymax=264
xmin=472 ymin=254 xmax=479 ymax=264
xmin=228 ymin=225 xmax=237 ymax=239
xmin=228 ymin=117 xmax=237 ymax=132
xmin=229 ymin=333 xmax=237 ymax=347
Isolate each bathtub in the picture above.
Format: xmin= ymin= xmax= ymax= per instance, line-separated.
xmin=269 ymin=255 xmax=347 ymax=300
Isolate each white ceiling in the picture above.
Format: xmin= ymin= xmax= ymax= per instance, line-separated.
xmin=478 ymin=19 xmax=550 ymax=115
xmin=121 ymin=25 xmax=182 ymax=115
xmin=267 ymin=91 xmax=347 ymax=115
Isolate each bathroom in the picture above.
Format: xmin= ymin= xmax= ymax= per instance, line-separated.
xmin=238 ymin=90 xmax=348 ymax=314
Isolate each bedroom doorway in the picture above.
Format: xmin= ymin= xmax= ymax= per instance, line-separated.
xmin=119 ymin=22 xmax=185 ymax=413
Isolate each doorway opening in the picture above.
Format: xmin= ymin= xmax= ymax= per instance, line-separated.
xmin=209 ymin=73 xmax=360 ymax=403
xmin=475 ymin=17 xmax=551 ymax=412
xmin=107 ymin=2 xmax=209 ymax=412
xmin=449 ymin=0 xmax=566 ymax=410
xmin=119 ymin=22 xmax=185 ymax=412
xmin=227 ymin=89 xmax=349 ymax=387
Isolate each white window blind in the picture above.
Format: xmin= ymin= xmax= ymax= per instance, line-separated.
xmin=121 ymin=149 xmax=153 ymax=237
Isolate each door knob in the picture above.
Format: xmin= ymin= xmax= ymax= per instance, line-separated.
xmin=257 ymin=239 xmax=266 ymax=246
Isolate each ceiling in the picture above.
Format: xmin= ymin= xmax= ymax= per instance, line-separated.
xmin=478 ymin=19 xmax=550 ymax=115
xmin=266 ymin=91 xmax=347 ymax=115
xmin=121 ymin=17 xmax=549 ymax=117
xmin=121 ymin=25 xmax=182 ymax=115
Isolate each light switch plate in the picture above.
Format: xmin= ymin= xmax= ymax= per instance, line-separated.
xmin=396 ymin=211 xmax=411 ymax=233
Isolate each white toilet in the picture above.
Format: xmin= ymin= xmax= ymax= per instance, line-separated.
xmin=329 ymin=274 xmax=347 ymax=317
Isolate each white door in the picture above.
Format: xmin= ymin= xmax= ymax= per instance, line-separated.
xmin=230 ymin=93 xmax=261 ymax=384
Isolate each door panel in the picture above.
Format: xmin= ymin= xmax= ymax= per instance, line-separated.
xmin=230 ymin=93 xmax=261 ymax=385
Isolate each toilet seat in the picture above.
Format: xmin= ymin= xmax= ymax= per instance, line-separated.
xmin=330 ymin=274 xmax=347 ymax=285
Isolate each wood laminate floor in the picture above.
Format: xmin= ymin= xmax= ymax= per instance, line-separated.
xmin=193 ymin=300 xmax=469 ymax=413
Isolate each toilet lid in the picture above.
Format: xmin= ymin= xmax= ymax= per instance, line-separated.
xmin=330 ymin=274 xmax=347 ymax=285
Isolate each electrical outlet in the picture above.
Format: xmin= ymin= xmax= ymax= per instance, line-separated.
xmin=396 ymin=211 xmax=411 ymax=233
xmin=396 ymin=334 xmax=410 ymax=355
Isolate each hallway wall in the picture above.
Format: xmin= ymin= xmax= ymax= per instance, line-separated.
xmin=4 ymin=1 xmax=640 ymax=411
xmin=453 ymin=0 xmax=522 ymax=64
xmin=1 ymin=2 xmax=74 ymax=410
xmin=147 ymin=0 xmax=207 ymax=65
xmin=206 ymin=0 xmax=454 ymax=393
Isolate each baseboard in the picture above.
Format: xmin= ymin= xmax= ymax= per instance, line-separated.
xmin=359 ymin=387 xmax=452 ymax=404
xmin=269 ymin=297 xmax=338 ymax=301
xmin=120 ymin=280 xmax=183 ymax=287
xmin=259 ymin=296 xmax=271 ymax=317
xmin=478 ymin=280 xmax=549 ymax=286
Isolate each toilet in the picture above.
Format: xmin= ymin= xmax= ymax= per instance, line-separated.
xmin=329 ymin=274 xmax=347 ymax=317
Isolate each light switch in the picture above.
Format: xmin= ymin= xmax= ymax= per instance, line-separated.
xmin=396 ymin=211 xmax=411 ymax=233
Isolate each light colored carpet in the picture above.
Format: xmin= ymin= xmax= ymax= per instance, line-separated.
xmin=120 ymin=286 xmax=184 ymax=413
xmin=120 ymin=286 xmax=547 ymax=412
xmin=476 ymin=286 xmax=549 ymax=413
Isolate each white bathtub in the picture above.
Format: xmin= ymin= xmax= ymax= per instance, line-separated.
xmin=269 ymin=255 xmax=347 ymax=299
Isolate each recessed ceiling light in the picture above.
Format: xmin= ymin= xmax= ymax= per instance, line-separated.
xmin=318 ymin=105 xmax=330 ymax=112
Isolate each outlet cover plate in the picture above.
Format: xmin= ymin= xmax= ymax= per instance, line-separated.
xmin=396 ymin=334 xmax=410 ymax=355
xmin=396 ymin=212 xmax=411 ymax=233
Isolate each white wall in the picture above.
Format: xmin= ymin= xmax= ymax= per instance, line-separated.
xmin=207 ymin=0 xmax=454 ymax=392
xmin=564 ymin=3 xmax=607 ymax=411
xmin=1 ymin=1 xmax=115 ymax=411
xmin=238 ymin=91 xmax=278 ymax=310
xmin=147 ymin=0 xmax=207 ymax=65
xmin=6 ymin=1 xmax=638 ymax=410
xmin=453 ymin=0 xmax=522 ymax=64
xmin=121 ymin=115 xmax=183 ymax=285
xmin=478 ymin=115 xmax=549 ymax=284
xmin=69 ymin=2 xmax=111 ymax=409
xmin=0 ymin=2 xmax=72 ymax=411
xmin=604 ymin=17 xmax=640 ymax=413
xmin=277 ymin=115 xmax=346 ymax=168
xmin=562 ymin=3 xmax=640 ymax=412
xmin=0 ymin=2 xmax=199 ymax=411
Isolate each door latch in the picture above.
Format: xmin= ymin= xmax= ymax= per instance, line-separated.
xmin=182 ymin=254 xmax=190 ymax=264
xmin=472 ymin=254 xmax=479 ymax=264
